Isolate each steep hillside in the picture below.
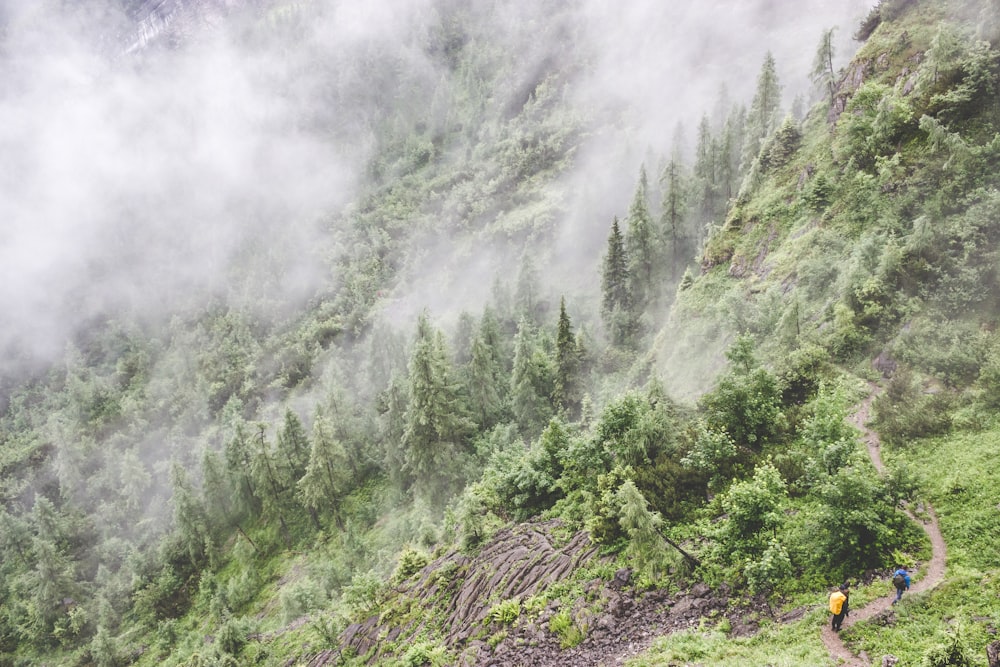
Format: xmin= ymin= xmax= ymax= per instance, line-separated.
xmin=4 ymin=0 xmax=1000 ymax=666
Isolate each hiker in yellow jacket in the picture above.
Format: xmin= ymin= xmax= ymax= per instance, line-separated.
xmin=829 ymin=582 xmax=849 ymax=631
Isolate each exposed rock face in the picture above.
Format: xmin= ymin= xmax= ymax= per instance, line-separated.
xmin=303 ymin=520 xmax=754 ymax=667
xmin=121 ymin=0 xmax=257 ymax=53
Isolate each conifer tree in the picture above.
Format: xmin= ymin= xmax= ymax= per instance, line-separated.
xmin=200 ymin=448 xmax=233 ymax=531
xmin=224 ymin=422 xmax=260 ymax=518
xmin=617 ymin=480 xmax=670 ymax=579
xmin=249 ymin=424 xmax=293 ymax=545
xmin=402 ymin=313 xmax=475 ymax=503
xmin=510 ymin=316 xmax=556 ymax=437
xmin=276 ymin=409 xmax=310 ymax=484
xmin=626 ymin=165 xmax=656 ymax=310
xmin=811 ymin=28 xmax=837 ymax=104
xmin=464 ymin=308 xmax=509 ymax=430
xmin=296 ymin=414 xmax=350 ymax=529
xmin=742 ymin=52 xmax=782 ymax=171
xmin=600 ymin=217 xmax=636 ymax=346
xmin=660 ymin=145 xmax=691 ymax=280
xmin=377 ymin=373 xmax=409 ymax=489
xmin=169 ymin=462 xmax=212 ymax=568
xmin=693 ymin=114 xmax=723 ymax=228
xmin=515 ymin=253 xmax=542 ymax=324
xmin=554 ymin=297 xmax=581 ymax=418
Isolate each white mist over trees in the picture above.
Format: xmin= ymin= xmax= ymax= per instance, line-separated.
xmin=0 ymin=0 xmax=872 ymax=370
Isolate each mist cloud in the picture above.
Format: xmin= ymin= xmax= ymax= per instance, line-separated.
xmin=0 ymin=0 xmax=874 ymax=373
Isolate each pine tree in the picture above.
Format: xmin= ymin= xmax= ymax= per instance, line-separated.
xmin=510 ymin=316 xmax=556 ymax=437
xmin=811 ymin=28 xmax=837 ymax=104
xmin=812 ymin=28 xmax=837 ymax=104
xmin=742 ymin=52 xmax=782 ymax=171
xmin=464 ymin=308 xmax=509 ymax=430
xmin=276 ymin=409 xmax=310 ymax=484
xmin=600 ymin=217 xmax=635 ymax=346
xmin=616 ymin=480 xmax=670 ymax=580
xmin=170 ymin=462 xmax=212 ymax=568
xmin=224 ymin=421 xmax=261 ymax=518
xmin=626 ymin=165 xmax=656 ymax=310
xmin=554 ymin=297 xmax=581 ymax=418
xmin=515 ymin=253 xmax=542 ymax=324
xmin=296 ymin=414 xmax=350 ymax=529
xmin=659 ymin=145 xmax=691 ymax=280
xmin=249 ymin=424 xmax=293 ymax=545
xmin=402 ymin=312 xmax=475 ymax=504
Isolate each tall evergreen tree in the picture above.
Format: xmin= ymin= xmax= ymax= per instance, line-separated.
xmin=402 ymin=313 xmax=475 ymax=504
xmin=600 ymin=217 xmax=636 ymax=346
xmin=276 ymin=409 xmax=310 ymax=484
xmin=296 ymin=414 xmax=350 ymax=529
xmin=554 ymin=297 xmax=581 ymax=419
xmin=811 ymin=28 xmax=837 ymax=104
xmin=515 ymin=253 xmax=542 ymax=324
xmin=510 ymin=317 xmax=556 ymax=437
xmin=224 ymin=421 xmax=261 ymax=519
xmin=659 ymin=144 xmax=692 ymax=280
xmin=464 ymin=308 xmax=509 ymax=430
xmin=169 ymin=462 xmax=212 ymax=568
xmin=693 ymin=114 xmax=720 ymax=223
xmin=626 ymin=165 xmax=656 ymax=310
xmin=742 ymin=51 xmax=782 ymax=171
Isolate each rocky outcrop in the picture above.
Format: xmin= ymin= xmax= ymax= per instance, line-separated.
xmin=122 ymin=0 xmax=256 ymax=53
xmin=302 ymin=520 xmax=754 ymax=666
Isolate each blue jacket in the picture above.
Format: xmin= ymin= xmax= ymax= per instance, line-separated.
xmin=893 ymin=569 xmax=911 ymax=588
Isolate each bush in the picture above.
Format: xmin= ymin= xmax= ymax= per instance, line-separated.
xmin=920 ymin=622 xmax=975 ymax=667
xmin=548 ymin=609 xmax=585 ymax=649
xmin=392 ymin=547 xmax=430 ymax=584
xmin=873 ymin=367 xmax=953 ymax=447
xmin=280 ymin=579 xmax=327 ymax=624
xmin=485 ymin=598 xmax=521 ymax=626
xmin=217 ymin=615 xmax=254 ymax=657
xmin=397 ymin=639 xmax=450 ymax=667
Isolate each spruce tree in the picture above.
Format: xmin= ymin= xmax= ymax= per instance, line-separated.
xmin=276 ymin=409 xmax=310 ymax=484
xmin=296 ymin=414 xmax=350 ymax=529
xmin=510 ymin=316 xmax=556 ymax=437
xmin=811 ymin=28 xmax=837 ymax=104
xmin=464 ymin=308 xmax=509 ymax=430
xmin=659 ymin=145 xmax=691 ymax=280
xmin=554 ymin=297 xmax=581 ymax=418
xmin=600 ymin=217 xmax=636 ymax=346
xmin=626 ymin=165 xmax=656 ymax=310
xmin=402 ymin=313 xmax=475 ymax=503
xmin=224 ymin=422 xmax=261 ymax=518
xmin=742 ymin=51 xmax=782 ymax=171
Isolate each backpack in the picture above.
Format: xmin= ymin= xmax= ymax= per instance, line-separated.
xmin=893 ymin=573 xmax=905 ymax=590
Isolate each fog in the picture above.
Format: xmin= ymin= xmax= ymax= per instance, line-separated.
xmin=0 ymin=0 xmax=873 ymax=377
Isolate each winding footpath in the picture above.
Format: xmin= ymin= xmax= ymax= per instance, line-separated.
xmin=819 ymin=384 xmax=948 ymax=666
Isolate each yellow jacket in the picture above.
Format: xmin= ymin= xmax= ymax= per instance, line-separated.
xmin=829 ymin=590 xmax=846 ymax=615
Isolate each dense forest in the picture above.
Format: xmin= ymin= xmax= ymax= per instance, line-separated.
xmin=3 ymin=0 xmax=1000 ymax=665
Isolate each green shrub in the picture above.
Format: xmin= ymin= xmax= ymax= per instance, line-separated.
xmin=485 ymin=598 xmax=521 ymax=626
xmin=919 ymin=622 xmax=975 ymax=667
xmin=217 ymin=615 xmax=254 ymax=657
xmin=280 ymin=579 xmax=327 ymax=624
xmin=397 ymin=639 xmax=450 ymax=667
xmin=392 ymin=547 xmax=430 ymax=584
xmin=548 ymin=609 xmax=585 ymax=649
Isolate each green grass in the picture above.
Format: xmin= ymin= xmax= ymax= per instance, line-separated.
xmin=889 ymin=428 xmax=1000 ymax=571
xmin=627 ymin=612 xmax=834 ymax=667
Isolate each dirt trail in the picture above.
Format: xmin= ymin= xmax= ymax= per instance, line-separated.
xmin=820 ymin=384 xmax=948 ymax=666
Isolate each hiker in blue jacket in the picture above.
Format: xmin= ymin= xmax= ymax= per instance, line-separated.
xmin=891 ymin=566 xmax=910 ymax=604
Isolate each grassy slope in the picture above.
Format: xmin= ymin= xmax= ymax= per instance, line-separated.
xmin=638 ymin=0 xmax=1000 ymax=664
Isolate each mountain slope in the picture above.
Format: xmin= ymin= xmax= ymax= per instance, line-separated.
xmin=5 ymin=0 xmax=1000 ymax=666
